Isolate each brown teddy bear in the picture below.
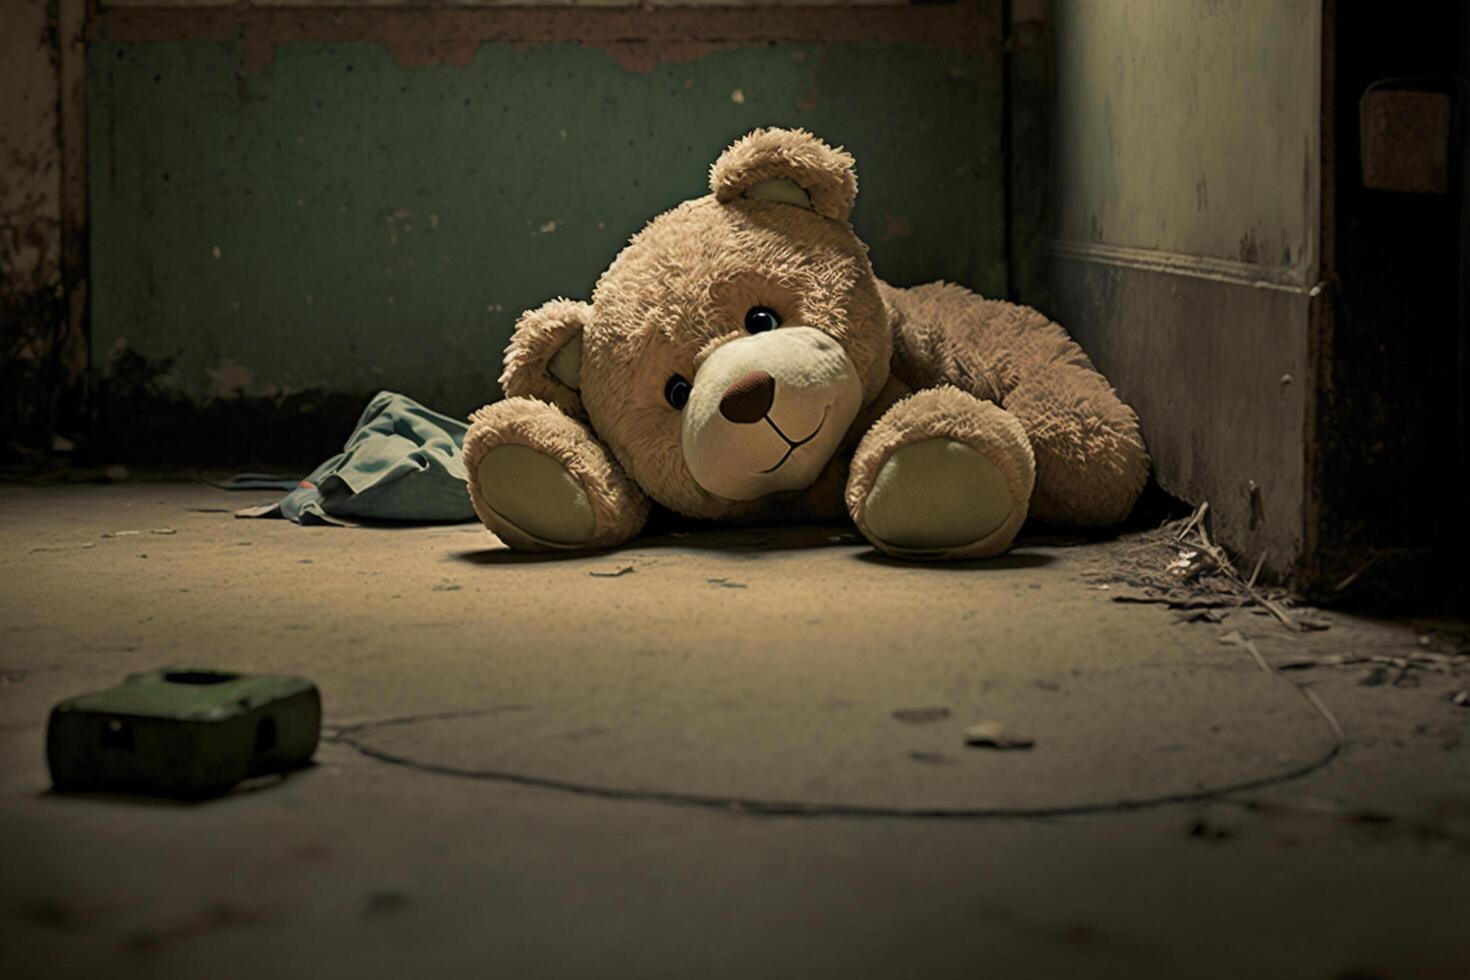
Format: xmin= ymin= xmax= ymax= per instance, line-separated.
xmin=463 ymin=128 xmax=1148 ymax=560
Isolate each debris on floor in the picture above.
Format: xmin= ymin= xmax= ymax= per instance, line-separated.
xmin=361 ymin=890 xmax=410 ymax=918
xmin=891 ymin=706 xmax=951 ymax=723
xmin=588 ymin=564 xmax=635 ymax=578
xmin=1275 ymin=652 xmax=1463 ymax=675
xmin=1081 ymin=501 xmax=1470 ymax=697
xmin=1217 ymin=631 xmax=1272 ymax=673
xmin=1185 ymin=814 xmax=1239 ymax=842
xmin=28 ymin=541 xmax=96 ymax=554
xmin=962 ymin=720 xmax=1035 ymax=750
xmin=1095 ymin=502 xmax=1328 ymax=632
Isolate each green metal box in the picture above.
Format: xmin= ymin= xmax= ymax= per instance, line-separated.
xmin=47 ymin=668 xmax=321 ymax=798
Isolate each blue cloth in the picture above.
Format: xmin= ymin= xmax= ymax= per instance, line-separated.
xmin=232 ymin=390 xmax=475 ymax=525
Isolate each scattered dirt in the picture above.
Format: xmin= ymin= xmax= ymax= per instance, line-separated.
xmin=361 ymin=890 xmax=409 ymax=918
xmin=123 ymin=903 xmax=267 ymax=954
xmin=1086 ymin=503 xmax=1469 ymax=690
xmin=1090 ymin=503 xmax=1326 ymax=631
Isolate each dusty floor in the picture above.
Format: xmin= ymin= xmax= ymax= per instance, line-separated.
xmin=1 ymin=480 xmax=1468 ymax=979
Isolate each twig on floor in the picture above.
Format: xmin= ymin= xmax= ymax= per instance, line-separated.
xmin=1219 ymin=631 xmax=1347 ymax=754
xmin=1246 ymin=552 xmax=1267 ymax=590
xmin=1273 ymin=651 xmax=1461 ymax=673
xmin=1102 ymin=500 xmax=1318 ymax=633
xmin=1219 ymin=631 xmax=1272 ymax=675
xmin=1174 ymin=501 xmax=1209 ymax=543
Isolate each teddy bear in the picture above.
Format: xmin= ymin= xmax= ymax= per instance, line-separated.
xmin=462 ymin=128 xmax=1148 ymax=560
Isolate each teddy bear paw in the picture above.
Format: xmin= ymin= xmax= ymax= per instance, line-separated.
xmin=463 ymin=397 xmax=650 ymax=552
xmin=845 ymin=387 xmax=1037 ymax=560
xmin=473 ymin=444 xmax=597 ymax=549
xmin=861 ymin=439 xmax=1014 ymax=552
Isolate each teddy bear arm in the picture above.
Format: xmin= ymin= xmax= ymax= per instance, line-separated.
xmin=1000 ymin=361 xmax=1150 ymax=527
xmin=887 ymin=283 xmax=1148 ymax=527
xmin=464 ymin=397 xmax=649 ymax=551
xmin=955 ymin=308 xmax=1148 ymax=526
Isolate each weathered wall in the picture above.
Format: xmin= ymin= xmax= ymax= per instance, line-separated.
xmin=1050 ymin=0 xmax=1319 ymax=282
xmin=84 ymin=3 xmax=1004 ymax=462
xmin=1041 ymin=0 xmax=1323 ymax=581
xmin=0 ymin=0 xmax=64 ymax=449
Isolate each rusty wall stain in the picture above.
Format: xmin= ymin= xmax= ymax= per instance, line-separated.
xmin=90 ymin=3 xmax=996 ymax=76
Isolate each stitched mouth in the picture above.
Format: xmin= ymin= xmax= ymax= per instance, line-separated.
xmin=758 ymin=406 xmax=830 ymax=474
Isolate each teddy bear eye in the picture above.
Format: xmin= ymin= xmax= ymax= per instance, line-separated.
xmin=664 ymin=374 xmax=692 ymax=410
xmin=744 ymin=306 xmax=781 ymax=334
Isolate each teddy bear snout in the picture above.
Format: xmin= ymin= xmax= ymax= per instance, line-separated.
xmin=719 ymin=371 xmax=776 ymax=424
xmin=680 ymin=326 xmax=865 ymax=503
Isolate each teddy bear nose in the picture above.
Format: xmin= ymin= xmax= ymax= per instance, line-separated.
xmin=719 ymin=370 xmax=776 ymax=424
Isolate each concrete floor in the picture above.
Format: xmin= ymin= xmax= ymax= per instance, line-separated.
xmin=1 ymin=480 xmax=1467 ymax=979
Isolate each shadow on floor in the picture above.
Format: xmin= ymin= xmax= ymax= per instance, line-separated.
xmin=447 ymin=522 xmax=1061 ymax=571
xmin=853 ymin=551 xmax=1056 ymax=571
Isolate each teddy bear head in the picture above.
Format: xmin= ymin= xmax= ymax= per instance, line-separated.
xmin=498 ymin=128 xmax=895 ymax=520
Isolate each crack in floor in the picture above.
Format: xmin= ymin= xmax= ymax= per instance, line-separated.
xmin=321 ymin=644 xmax=1347 ymax=820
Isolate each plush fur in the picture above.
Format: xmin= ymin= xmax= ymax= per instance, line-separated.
xmin=465 ymin=128 xmax=1149 ymax=559
xmin=709 ymin=128 xmax=859 ymax=221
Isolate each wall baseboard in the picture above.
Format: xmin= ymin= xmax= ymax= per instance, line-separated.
xmin=1045 ymin=238 xmax=1317 ymax=294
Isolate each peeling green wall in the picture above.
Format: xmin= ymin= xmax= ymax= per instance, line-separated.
xmin=2 ymin=0 xmax=65 ymax=449
xmin=89 ymin=39 xmax=1002 ymax=443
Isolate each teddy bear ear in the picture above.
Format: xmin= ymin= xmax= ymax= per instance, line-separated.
xmin=709 ymin=128 xmax=858 ymax=222
xmin=498 ymin=298 xmax=590 ymax=418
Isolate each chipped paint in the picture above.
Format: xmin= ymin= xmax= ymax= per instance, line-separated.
xmin=1237 ymin=232 xmax=1261 ymax=265
xmin=89 ymin=5 xmax=997 ymax=79
xmin=96 ymin=347 xmax=375 ymax=464
xmin=795 ymin=45 xmax=825 ymax=112
xmin=880 ymin=214 xmax=914 ymax=241
xmin=206 ymin=359 xmax=254 ymax=399
xmin=1 ymin=0 xmax=66 ymax=449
